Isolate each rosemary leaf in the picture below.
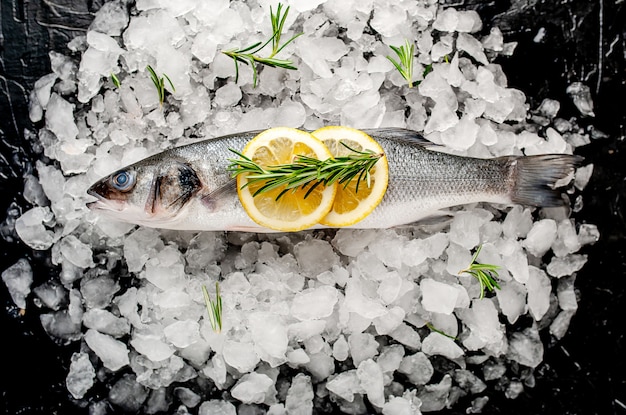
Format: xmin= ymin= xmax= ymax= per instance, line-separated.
xmin=228 ymin=145 xmax=384 ymax=201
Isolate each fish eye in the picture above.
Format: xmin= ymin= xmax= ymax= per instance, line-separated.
xmin=110 ymin=170 xmax=135 ymax=192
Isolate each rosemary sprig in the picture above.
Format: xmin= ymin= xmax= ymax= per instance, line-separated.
xmin=202 ymin=282 xmax=223 ymax=334
xmin=222 ymin=3 xmax=302 ymax=87
xmin=458 ymin=245 xmax=501 ymax=299
xmin=387 ymin=40 xmax=415 ymax=88
xmin=146 ymin=65 xmax=175 ymax=106
xmin=426 ymin=322 xmax=457 ymax=340
xmin=227 ymin=143 xmax=383 ymax=201
xmin=110 ymin=73 xmax=121 ymax=88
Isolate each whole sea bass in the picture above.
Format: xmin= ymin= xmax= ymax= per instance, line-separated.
xmin=87 ymin=128 xmax=581 ymax=232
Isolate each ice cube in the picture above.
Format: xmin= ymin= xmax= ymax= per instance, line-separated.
xmin=59 ymin=235 xmax=95 ymax=269
xmin=506 ymin=325 xmax=544 ymax=368
xmin=294 ymin=239 xmax=340 ymax=276
xmin=15 ymin=207 xmax=56 ymax=250
xmin=389 ymin=323 xmax=422 ymax=350
xmin=525 ymin=266 xmax=551 ymax=320
xmin=357 ymin=359 xmax=385 ymax=407
xmin=420 ymin=279 xmax=459 ymax=315
xmin=453 ymin=369 xmax=486 ymax=394
xmin=130 ymin=331 xmax=175 ymax=362
xmin=249 ymin=312 xmax=288 ymax=365
xmin=399 ymin=351 xmax=434 ymax=384
xmin=495 ymin=281 xmax=527 ymax=324
xmin=89 ymin=1 xmax=130 ymax=36
xmin=66 ymin=352 xmax=96 ymax=399
xmin=333 ymin=335 xmax=350 ymax=361
xmin=376 ymin=344 xmax=405 ymax=374
xmin=198 ymin=400 xmax=237 ymax=415
xmin=174 ymin=387 xmax=201 ymax=408
xmin=457 ymin=33 xmax=489 ymax=65
xmin=418 ymin=375 xmax=452 ymax=412
xmin=164 ymin=320 xmax=200 ymax=348
xmin=297 ymin=37 xmax=349 ymax=78
xmin=373 ymin=306 xmax=405 ymax=335
xmin=214 ymin=83 xmax=242 ymax=107
xmin=566 ymin=82 xmax=595 ymax=117
xmin=348 ymin=332 xmax=379 ymax=366
xmin=222 ymin=340 xmax=260 ymax=373
xmin=107 ymin=374 xmax=149 ymax=412
xmin=326 ymin=370 xmax=363 ymax=402
xmin=291 ymin=286 xmax=339 ymax=320
xmin=83 ymin=309 xmax=130 ymax=338
xmin=285 ymin=373 xmax=314 ymax=414
xmin=546 ymin=254 xmax=587 ymax=278
xmin=371 ymin=4 xmax=407 ymax=37
xmin=1 ymin=258 xmax=33 ymax=309
xmin=84 ymin=329 xmax=130 ymax=371
xmin=422 ymin=332 xmax=464 ymax=360
xmin=523 ymin=219 xmax=557 ymax=257
xmin=574 ymin=164 xmax=593 ymax=191
xmin=482 ymin=27 xmax=504 ymax=51
xmin=433 ymin=8 xmax=458 ymax=32
xmin=549 ymin=309 xmax=576 ymax=339
xmin=457 ymin=299 xmax=504 ymax=350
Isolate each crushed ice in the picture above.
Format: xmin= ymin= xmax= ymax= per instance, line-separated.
xmin=3 ymin=0 xmax=598 ymax=413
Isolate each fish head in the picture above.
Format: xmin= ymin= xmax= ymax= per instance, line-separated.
xmin=87 ymin=156 xmax=202 ymax=226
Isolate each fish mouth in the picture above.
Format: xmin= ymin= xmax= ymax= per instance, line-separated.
xmin=86 ymin=187 xmax=125 ymax=211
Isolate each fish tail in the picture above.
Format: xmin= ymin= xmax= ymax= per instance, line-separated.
xmin=506 ymin=154 xmax=584 ymax=207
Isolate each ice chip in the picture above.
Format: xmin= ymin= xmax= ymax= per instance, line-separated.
xmin=294 ymin=238 xmax=340 ymax=276
xmin=291 ymin=286 xmax=339 ymax=320
xmin=199 ymin=400 xmax=237 ymax=415
xmin=357 ymin=359 xmax=385 ymax=408
xmin=59 ymin=235 xmax=95 ymax=269
xmin=15 ymin=207 xmax=56 ymax=250
xmin=84 ymin=329 xmax=130 ymax=371
xmin=566 ymin=82 xmax=595 ymax=117
xmin=223 ymin=340 xmax=260 ymax=373
xmin=422 ymin=332 xmax=464 ymax=359
xmin=214 ymin=83 xmax=242 ymax=107
xmin=399 ymin=351 xmax=434 ymax=384
xmin=285 ymin=373 xmax=314 ymax=414
xmin=2 ymin=258 xmax=33 ymax=309
xmin=507 ymin=326 xmax=544 ymax=368
xmin=326 ymin=370 xmax=363 ymax=402
xmin=420 ymin=279 xmax=459 ymax=315
xmin=525 ymin=266 xmax=551 ymax=320
xmin=457 ymin=33 xmax=489 ymax=65
xmin=546 ymin=254 xmax=588 ymax=278
xmin=348 ymin=332 xmax=379 ymax=366
xmin=66 ymin=352 xmax=96 ymax=399
xmin=249 ymin=312 xmax=288 ymax=364
xmin=523 ymin=219 xmax=557 ymax=257
xmin=164 ymin=320 xmax=200 ymax=348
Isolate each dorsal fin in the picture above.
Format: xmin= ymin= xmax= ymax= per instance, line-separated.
xmin=361 ymin=128 xmax=440 ymax=147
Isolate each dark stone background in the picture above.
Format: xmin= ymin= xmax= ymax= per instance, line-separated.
xmin=0 ymin=0 xmax=624 ymax=414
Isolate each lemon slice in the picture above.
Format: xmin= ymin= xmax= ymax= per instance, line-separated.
xmin=312 ymin=126 xmax=389 ymax=227
xmin=237 ymin=127 xmax=337 ymax=232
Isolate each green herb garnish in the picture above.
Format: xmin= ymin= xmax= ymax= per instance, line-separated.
xmin=227 ymin=143 xmax=383 ymax=201
xmin=146 ymin=65 xmax=175 ymax=106
xmin=426 ymin=322 xmax=457 ymax=340
xmin=110 ymin=73 xmax=121 ymax=88
xmin=202 ymin=282 xmax=223 ymax=334
xmin=459 ymin=244 xmax=501 ymax=299
xmin=222 ymin=3 xmax=302 ymax=87
xmin=387 ymin=40 xmax=415 ymax=88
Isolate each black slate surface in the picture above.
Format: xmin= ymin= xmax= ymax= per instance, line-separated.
xmin=1 ymin=0 xmax=624 ymax=414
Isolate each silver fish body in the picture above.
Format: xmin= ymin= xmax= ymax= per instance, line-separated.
xmin=87 ymin=128 xmax=581 ymax=232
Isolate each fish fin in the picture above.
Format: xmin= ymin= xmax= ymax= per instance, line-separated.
xmin=507 ymin=154 xmax=584 ymax=207
xmin=361 ymin=128 xmax=441 ymax=147
xmin=200 ymin=180 xmax=237 ymax=212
